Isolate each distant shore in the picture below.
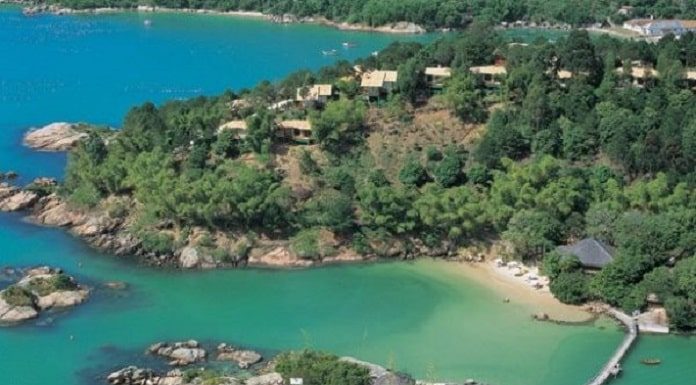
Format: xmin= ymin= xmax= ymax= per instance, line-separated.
xmin=19 ymin=4 xmax=427 ymax=34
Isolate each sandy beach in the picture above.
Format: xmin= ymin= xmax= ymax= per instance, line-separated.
xmin=452 ymin=259 xmax=594 ymax=323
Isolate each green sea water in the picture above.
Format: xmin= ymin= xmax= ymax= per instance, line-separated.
xmin=0 ymin=6 xmax=694 ymax=385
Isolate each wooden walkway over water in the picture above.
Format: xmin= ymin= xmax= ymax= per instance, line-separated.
xmin=585 ymin=308 xmax=638 ymax=385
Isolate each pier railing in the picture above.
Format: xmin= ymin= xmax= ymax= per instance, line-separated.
xmin=585 ymin=308 xmax=638 ymax=385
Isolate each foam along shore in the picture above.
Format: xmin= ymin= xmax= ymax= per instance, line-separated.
xmin=21 ymin=4 xmax=426 ymax=34
xmin=453 ymin=259 xmax=594 ymax=323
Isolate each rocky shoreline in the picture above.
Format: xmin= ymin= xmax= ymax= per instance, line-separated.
xmin=0 ymin=176 xmax=465 ymax=269
xmin=0 ymin=177 xmax=379 ymax=269
xmin=20 ymin=4 xmax=426 ymax=34
xmin=0 ymin=266 xmax=89 ymax=324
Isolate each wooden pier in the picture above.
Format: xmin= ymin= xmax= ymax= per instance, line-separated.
xmin=585 ymin=308 xmax=638 ymax=385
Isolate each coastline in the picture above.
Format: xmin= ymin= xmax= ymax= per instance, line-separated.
xmin=451 ymin=259 xmax=595 ymax=324
xmin=20 ymin=4 xmax=427 ymax=34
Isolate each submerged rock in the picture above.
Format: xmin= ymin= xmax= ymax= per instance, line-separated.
xmin=103 ymin=281 xmax=128 ymax=290
xmin=23 ymin=122 xmax=88 ymax=151
xmin=147 ymin=340 xmax=207 ymax=366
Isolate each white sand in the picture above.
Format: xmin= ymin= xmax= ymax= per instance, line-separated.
xmin=453 ymin=260 xmax=594 ymax=323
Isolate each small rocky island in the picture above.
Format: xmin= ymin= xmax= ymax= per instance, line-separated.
xmin=0 ymin=266 xmax=89 ymax=324
xmin=104 ymin=341 xmax=442 ymax=385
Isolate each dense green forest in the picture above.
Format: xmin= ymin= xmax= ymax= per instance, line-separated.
xmin=42 ymin=0 xmax=696 ymax=28
xmin=62 ymin=28 xmax=696 ymax=330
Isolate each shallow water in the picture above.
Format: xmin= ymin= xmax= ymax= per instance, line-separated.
xmin=0 ymin=6 xmax=693 ymax=385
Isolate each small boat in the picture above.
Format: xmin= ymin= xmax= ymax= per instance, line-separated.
xmin=321 ymin=49 xmax=338 ymax=56
xmin=143 ymin=19 xmax=152 ymax=27
xmin=640 ymin=358 xmax=661 ymax=366
xmin=342 ymin=41 xmax=357 ymax=48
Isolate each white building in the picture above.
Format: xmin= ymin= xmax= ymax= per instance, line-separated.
xmin=622 ymin=19 xmax=696 ymax=37
xmin=360 ymin=70 xmax=398 ymax=98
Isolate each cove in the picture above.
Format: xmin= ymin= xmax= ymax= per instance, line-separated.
xmin=0 ymin=214 xmax=623 ymax=385
xmin=0 ymin=6 xmax=694 ymax=385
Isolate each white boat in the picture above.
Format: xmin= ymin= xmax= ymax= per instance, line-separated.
xmin=322 ymin=49 xmax=338 ymax=56
xmin=342 ymin=42 xmax=357 ymax=48
xmin=143 ymin=19 xmax=152 ymax=27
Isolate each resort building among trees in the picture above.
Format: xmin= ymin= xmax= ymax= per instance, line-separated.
xmin=360 ymin=70 xmax=398 ymax=98
xmin=217 ymin=120 xmax=248 ymax=139
xmin=557 ymin=238 xmax=615 ymax=270
xmin=425 ymin=66 xmax=452 ymax=91
xmin=687 ymin=69 xmax=696 ymax=88
xmin=276 ymin=120 xmax=313 ymax=143
xmin=615 ymin=64 xmax=659 ymax=87
xmin=469 ymin=65 xmax=507 ymax=87
xmin=296 ymin=84 xmax=333 ymax=107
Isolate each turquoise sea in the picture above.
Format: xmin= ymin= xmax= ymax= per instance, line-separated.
xmin=0 ymin=6 xmax=694 ymax=385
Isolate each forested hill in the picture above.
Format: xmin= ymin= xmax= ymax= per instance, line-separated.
xmin=41 ymin=0 xmax=696 ymax=29
xmin=60 ymin=28 xmax=696 ymax=329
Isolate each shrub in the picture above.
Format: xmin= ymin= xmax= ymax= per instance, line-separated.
xmin=290 ymin=228 xmax=336 ymax=260
xmin=1 ymin=285 xmax=35 ymax=307
xmin=139 ymin=231 xmax=175 ymax=255
xmin=275 ymin=350 xmax=371 ymax=385
xmin=549 ymin=270 xmax=590 ymax=304
xmin=68 ymin=183 xmax=102 ymax=207
xmin=290 ymin=229 xmax=321 ymax=260
xmin=26 ymin=275 xmax=77 ymax=296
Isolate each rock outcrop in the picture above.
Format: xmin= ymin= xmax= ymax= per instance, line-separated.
xmin=0 ymin=297 xmax=39 ymax=323
xmin=0 ymin=266 xmax=89 ymax=325
xmin=106 ymin=366 xmax=242 ymax=385
xmin=216 ymin=343 xmax=263 ymax=368
xmin=178 ymin=246 xmax=216 ymax=269
xmin=0 ymin=183 xmax=38 ymax=212
xmin=245 ymin=373 xmax=283 ymax=385
xmin=30 ymin=194 xmax=142 ymax=257
xmin=247 ymin=246 xmax=314 ymax=268
xmin=1 ymin=180 xmax=371 ymax=270
xmin=147 ymin=340 xmax=207 ymax=366
xmin=106 ymin=366 xmax=177 ymax=385
xmin=340 ymin=357 xmax=415 ymax=385
xmin=23 ymin=122 xmax=88 ymax=151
